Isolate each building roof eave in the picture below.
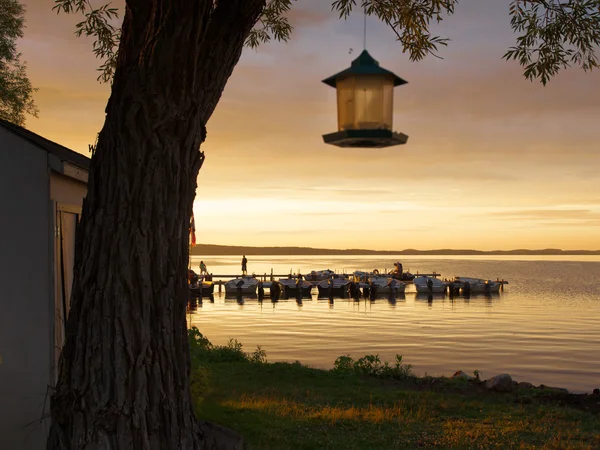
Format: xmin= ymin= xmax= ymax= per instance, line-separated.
xmin=0 ymin=118 xmax=91 ymax=173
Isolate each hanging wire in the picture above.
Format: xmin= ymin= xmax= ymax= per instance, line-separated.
xmin=363 ymin=2 xmax=367 ymax=50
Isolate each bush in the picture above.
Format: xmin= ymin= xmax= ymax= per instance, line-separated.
xmin=333 ymin=353 xmax=413 ymax=379
xmin=188 ymin=327 xmax=267 ymax=365
xmin=249 ymin=345 xmax=267 ymax=364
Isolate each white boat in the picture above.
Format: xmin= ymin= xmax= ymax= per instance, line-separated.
xmin=413 ymin=276 xmax=447 ymax=294
xmin=279 ymin=277 xmax=313 ymax=296
xmin=364 ymin=276 xmax=406 ymax=295
xmin=317 ymin=276 xmax=351 ymax=297
xmin=224 ymin=276 xmax=259 ymax=295
xmin=453 ymin=277 xmax=502 ymax=294
xmin=305 ymin=269 xmax=335 ymax=282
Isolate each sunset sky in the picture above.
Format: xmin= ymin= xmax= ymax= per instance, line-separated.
xmin=17 ymin=0 xmax=600 ymax=251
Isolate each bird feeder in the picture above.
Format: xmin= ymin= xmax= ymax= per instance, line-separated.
xmin=322 ymin=50 xmax=409 ymax=148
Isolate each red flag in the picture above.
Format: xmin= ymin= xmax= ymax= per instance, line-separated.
xmin=190 ymin=214 xmax=196 ymax=247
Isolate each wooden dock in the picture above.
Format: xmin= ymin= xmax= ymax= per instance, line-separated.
xmin=195 ymin=271 xmax=442 ymax=282
xmin=193 ymin=271 xmax=443 ymax=294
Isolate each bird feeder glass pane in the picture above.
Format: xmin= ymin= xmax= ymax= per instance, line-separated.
xmin=336 ymin=75 xmax=395 ymax=131
xmin=354 ymin=75 xmax=394 ymax=130
xmin=336 ymin=77 xmax=355 ymax=131
xmin=382 ymin=82 xmax=394 ymax=130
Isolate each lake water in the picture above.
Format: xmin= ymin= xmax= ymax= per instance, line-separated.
xmin=188 ymin=255 xmax=600 ymax=393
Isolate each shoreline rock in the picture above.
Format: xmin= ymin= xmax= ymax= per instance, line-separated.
xmin=484 ymin=374 xmax=513 ymax=392
xmin=452 ymin=370 xmax=594 ymax=395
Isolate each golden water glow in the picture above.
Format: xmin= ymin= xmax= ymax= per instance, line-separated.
xmin=18 ymin=0 xmax=600 ymax=250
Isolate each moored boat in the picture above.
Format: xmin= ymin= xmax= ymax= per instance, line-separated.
xmin=224 ymin=276 xmax=259 ymax=295
xmin=305 ymin=269 xmax=335 ymax=282
xmin=188 ymin=270 xmax=215 ymax=296
xmin=365 ymin=276 xmax=406 ymax=295
xmin=279 ymin=277 xmax=313 ymax=296
xmin=317 ymin=276 xmax=351 ymax=297
xmin=452 ymin=277 xmax=503 ymax=294
xmin=413 ymin=276 xmax=447 ymax=294
xmin=189 ymin=280 xmax=214 ymax=296
xmin=352 ymin=271 xmax=405 ymax=296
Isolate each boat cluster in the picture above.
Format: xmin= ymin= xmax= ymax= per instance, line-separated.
xmin=187 ymin=263 xmax=508 ymax=299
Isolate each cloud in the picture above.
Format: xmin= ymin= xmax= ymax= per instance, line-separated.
xmin=478 ymin=209 xmax=600 ymax=227
xmin=491 ymin=209 xmax=599 ymax=218
xmin=286 ymin=2 xmax=333 ymax=28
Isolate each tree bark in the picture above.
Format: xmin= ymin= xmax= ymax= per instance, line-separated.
xmin=48 ymin=1 xmax=265 ymax=448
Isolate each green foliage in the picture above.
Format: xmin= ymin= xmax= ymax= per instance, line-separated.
xmin=0 ymin=0 xmax=37 ymax=126
xmin=246 ymin=0 xmax=295 ymax=48
xmin=504 ymin=0 xmax=600 ymax=85
xmin=55 ymin=0 xmax=600 ymax=86
xmin=332 ymin=0 xmax=456 ymax=60
xmin=249 ymin=345 xmax=268 ymax=364
xmin=333 ymin=353 xmax=413 ymax=379
xmin=53 ymin=0 xmax=120 ymax=83
xmin=0 ymin=0 xmax=22 ymax=62
xmin=188 ymin=327 xmax=267 ymax=365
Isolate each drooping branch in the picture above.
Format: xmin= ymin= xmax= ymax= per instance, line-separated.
xmin=53 ymin=0 xmax=120 ymax=82
xmin=332 ymin=0 xmax=457 ymax=61
xmin=54 ymin=0 xmax=600 ymax=86
xmin=504 ymin=0 xmax=600 ymax=84
xmin=246 ymin=0 xmax=295 ymax=48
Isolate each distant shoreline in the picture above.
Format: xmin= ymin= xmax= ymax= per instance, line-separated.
xmin=191 ymin=244 xmax=600 ymax=256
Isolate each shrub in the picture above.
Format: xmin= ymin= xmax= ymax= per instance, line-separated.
xmin=333 ymin=353 xmax=413 ymax=379
xmin=333 ymin=355 xmax=354 ymax=372
xmin=187 ymin=327 xmax=267 ymax=364
xmin=249 ymin=345 xmax=267 ymax=364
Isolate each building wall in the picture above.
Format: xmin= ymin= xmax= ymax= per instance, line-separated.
xmin=50 ymin=172 xmax=87 ymax=207
xmin=0 ymin=128 xmax=53 ymax=449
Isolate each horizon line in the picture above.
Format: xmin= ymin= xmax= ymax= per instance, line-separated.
xmin=190 ymin=244 xmax=600 ymax=254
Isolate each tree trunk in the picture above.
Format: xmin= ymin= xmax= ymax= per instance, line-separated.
xmin=48 ymin=1 xmax=265 ymax=448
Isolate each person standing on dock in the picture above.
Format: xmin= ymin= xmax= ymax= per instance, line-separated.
xmin=199 ymin=260 xmax=208 ymax=275
xmin=241 ymin=255 xmax=248 ymax=275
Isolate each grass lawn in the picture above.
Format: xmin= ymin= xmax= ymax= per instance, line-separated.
xmin=188 ymin=328 xmax=600 ymax=450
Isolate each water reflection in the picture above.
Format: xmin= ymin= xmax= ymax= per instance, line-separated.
xmin=415 ymin=293 xmax=445 ymax=302
xmin=187 ymin=293 xmax=216 ymax=311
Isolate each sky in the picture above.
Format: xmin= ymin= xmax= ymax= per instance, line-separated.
xmin=16 ymin=0 xmax=600 ymax=251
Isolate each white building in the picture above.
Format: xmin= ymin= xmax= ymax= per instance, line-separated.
xmin=0 ymin=118 xmax=90 ymax=449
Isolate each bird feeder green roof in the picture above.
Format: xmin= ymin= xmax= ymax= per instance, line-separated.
xmin=322 ymin=50 xmax=408 ymax=88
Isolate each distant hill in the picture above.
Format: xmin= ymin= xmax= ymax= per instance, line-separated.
xmin=190 ymin=244 xmax=600 ymax=256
